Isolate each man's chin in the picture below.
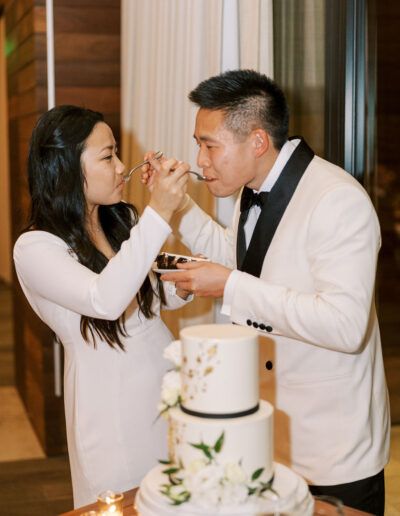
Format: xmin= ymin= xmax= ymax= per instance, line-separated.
xmin=207 ymin=181 xmax=239 ymax=198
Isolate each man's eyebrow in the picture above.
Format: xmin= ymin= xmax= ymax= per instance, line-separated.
xmin=193 ymin=135 xmax=219 ymax=143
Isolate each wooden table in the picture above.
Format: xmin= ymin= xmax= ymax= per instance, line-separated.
xmin=59 ymin=487 xmax=373 ymax=515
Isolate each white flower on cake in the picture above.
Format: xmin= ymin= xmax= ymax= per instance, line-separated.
xmin=159 ymin=370 xmax=181 ymax=409
xmin=182 ymin=463 xmax=225 ymax=508
xmin=167 ymin=483 xmax=189 ymax=504
xmin=224 ymin=462 xmax=247 ymax=484
xmin=219 ymin=481 xmax=249 ymax=506
xmin=163 ymin=339 xmax=182 ymax=368
xmin=157 ymin=341 xmax=183 ymax=418
xmin=159 ymin=432 xmax=277 ymax=508
xmin=186 ymin=458 xmax=207 ymax=475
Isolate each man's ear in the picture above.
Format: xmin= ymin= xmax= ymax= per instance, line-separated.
xmin=251 ymin=129 xmax=269 ymax=157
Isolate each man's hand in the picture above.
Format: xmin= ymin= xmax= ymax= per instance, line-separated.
xmin=160 ymin=261 xmax=232 ymax=298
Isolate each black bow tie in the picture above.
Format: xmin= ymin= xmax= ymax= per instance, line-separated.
xmin=240 ymin=187 xmax=269 ymax=212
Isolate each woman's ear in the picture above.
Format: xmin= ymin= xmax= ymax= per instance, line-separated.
xmin=251 ymin=129 xmax=269 ymax=157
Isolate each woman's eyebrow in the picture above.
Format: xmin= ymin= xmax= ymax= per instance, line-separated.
xmin=99 ymin=144 xmax=115 ymax=153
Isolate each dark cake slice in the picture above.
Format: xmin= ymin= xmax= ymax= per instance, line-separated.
xmin=156 ymin=252 xmax=194 ymax=269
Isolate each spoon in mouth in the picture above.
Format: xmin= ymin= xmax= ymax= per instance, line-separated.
xmin=123 ymin=151 xmax=212 ymax=183
xmin=170 ymin=168 xmax=212 ymax=182
xmin=123 ymin=151 xmax=163 ymax=183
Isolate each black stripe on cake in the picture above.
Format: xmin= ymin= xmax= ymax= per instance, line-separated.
xmin=180 ymin=403 xmax=260 ymax=419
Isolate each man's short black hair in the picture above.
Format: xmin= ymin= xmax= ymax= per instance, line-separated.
xmin=189 ymin=69 xmax=289 ymax=150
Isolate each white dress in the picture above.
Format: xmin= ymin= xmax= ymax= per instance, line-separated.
xmin=13 ymin=207 xmax=188 ymax=508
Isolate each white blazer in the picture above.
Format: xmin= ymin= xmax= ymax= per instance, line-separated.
xmin=172 ymin=154 xmax=391 ymax=486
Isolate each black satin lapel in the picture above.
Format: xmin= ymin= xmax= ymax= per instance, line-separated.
xmin=240 ymin=139 xmax=314 ymax=277
xmin=236 ymin=210 xmax=248 ymax=268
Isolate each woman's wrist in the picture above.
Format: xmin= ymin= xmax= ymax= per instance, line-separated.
xmin=148 ymin=201 xmax=173 ymax=224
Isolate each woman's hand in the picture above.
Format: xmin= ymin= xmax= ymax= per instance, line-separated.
xmin=141 ymin=150 xmax=163 ymax=189
xmin=148 ymin=157 xmax=189 ymax=224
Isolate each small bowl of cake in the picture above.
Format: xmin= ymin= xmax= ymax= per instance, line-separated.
xmin=153 ymin=252 xmax=208 ymax=274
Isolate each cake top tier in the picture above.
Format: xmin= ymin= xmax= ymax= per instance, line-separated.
xmin=180 ymin=324 xmax=258 ymax=339
xmin=180 ymin=324 xmax=259 ymax=417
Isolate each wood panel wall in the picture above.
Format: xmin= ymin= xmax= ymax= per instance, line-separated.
xmin=3 ymin=0 xmax=120 ymax=455
xmin=376 ymin=0 xmax=400 ymax=422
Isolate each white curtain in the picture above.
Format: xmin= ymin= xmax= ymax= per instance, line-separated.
xmin=121 ymin=0 xmax=274 ymax=335
xmin=217 ymin=0 xmax=274 ymax=228
xmin=272 ymin=0 xmax=325 ymax=155
xmin=121 ymin=0 xmax=223 ymax=184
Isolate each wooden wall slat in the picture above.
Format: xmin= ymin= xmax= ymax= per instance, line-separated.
xmin=17 ymin=113 xmax=37 ymax=140
xmin=6 ymin=7 xmax=34 ymax=46
xmin=6 ymin=34 xmax=45 ymax=74
xmin=4 ymin=0 xmax=37 ymax=30
xmin=33 ymin=4 xmax=44 ymax=32
xmin=55 ymin=61 xmax=119 ymax=88
xmin=6 ymin=69 xmax=18 ymax=95
xmin=54 ymin=0 xmax=118 ymax=7
xmin=54 ymin=6 xmax=120 ymax=34
xmin=16 ymin=85 xmax=46 ymax=115
xmin=55 ymin=86 xmax=119 ymax=114
xmin=54 ymin=33 xmax=120 ymax=61
xmin=17 ymin=60 xmax=45 ymax=93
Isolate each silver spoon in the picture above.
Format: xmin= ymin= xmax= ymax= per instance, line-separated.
xmin=124 ymin=151 xmax=212 ymax=183
xmin=170 ymin=168 xmax=212 ymax=182
xmin=123 ymin=151 xmax=163 ymax=183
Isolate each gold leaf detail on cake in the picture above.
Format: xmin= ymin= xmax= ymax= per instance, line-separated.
xmin=207 ymin=345 xmax=217 ymax=356
xmin=204 ymin=366 xmax=213 ymax=376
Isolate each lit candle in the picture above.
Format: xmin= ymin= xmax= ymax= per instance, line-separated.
xmin=97 ymin=490 xmax=124 ymax=516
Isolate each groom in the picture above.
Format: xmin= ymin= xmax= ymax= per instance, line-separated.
xmin=145 ymin=69 xmax=390 ymax=515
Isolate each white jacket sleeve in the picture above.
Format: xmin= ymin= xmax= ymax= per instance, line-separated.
xmin=171 ymin=195 xmax=237 ymax=268
xmin=14 ymin=207 xmax=172 ymax=320
xmin=231 ymin=186 xmax=381 ymax=354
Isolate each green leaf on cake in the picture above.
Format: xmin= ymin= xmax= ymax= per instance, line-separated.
xmin=162 ymin=467 xmax=181 ymax=475
xmin=171 ymin=492 xmax=191 ymax=505
xmin=251 ymin=467 xmax=264 ymax=481
xmin=190 ymin=442 xmax=212 ymax=460
xmin=214 ymin=432 xmax=225 ymax=453
xmin=160 ymin=434 xmax=277 ymax=507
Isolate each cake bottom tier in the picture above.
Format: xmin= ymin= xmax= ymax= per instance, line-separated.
xmin=169 ymin=399 xmax=274 ymax=483
xmin=135 ymin=462 xmax=314 ymax=516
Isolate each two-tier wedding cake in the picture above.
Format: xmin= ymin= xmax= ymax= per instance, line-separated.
xmin=135 ymin=324 xmax=314 ymax=516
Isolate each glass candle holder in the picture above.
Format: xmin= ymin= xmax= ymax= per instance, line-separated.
xmin=97 ymin=490 xmax=124 ymax=515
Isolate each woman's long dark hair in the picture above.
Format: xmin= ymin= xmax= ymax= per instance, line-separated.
xmin=24 ymin=105 xmax=164 ymax=350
